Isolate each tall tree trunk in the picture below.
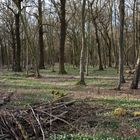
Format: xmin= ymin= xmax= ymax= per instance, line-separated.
xmin=15 ymin=12 xmax=22 ymax=72
xmin=132 ymin=0 xmax=136 ymax=68
xmin=117 ymin=0 xmax=125 ymax=90
xmin=114 ymin=0 xmax=119 ymax=68
xmin=93 ymin=19 xmax=104 ymax=70
xmin=59 ymin=0 xmax=67 ymax=74
xmin=135 ymin=2 xmax=140 ymax=61
xmin=38 ymin=0 xmax=45 ymax=69
xmin=6 ymin=44 xmax=10 ymax=70
xmin=0 ymin=43 xmax=4 ymax=66
xmin=86 ymin=47 xmax=89 ymax=76
xmin=86 ymin=6 xmax=91 ymax=76
xmin=12 ymin=40 xmax=16 ymax=71
xmin=110 ymin=0 xmax=114 ymax=68
xmin=100 ymin=30 xmax=112 ymax=68
xmin=78 ymin=0 xmax=86 ymax=85
xmin=11 ymin=27 xmax=16 ymax=71
xmin=106 ymin=33 xmax=112 ymax=67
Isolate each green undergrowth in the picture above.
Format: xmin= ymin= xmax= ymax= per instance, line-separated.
xmin=79 ymin=98 xmax=140 ymax=109
xmin=0 ymin=68 xmax=118 ymax=107
xmin=49 ymin=133 xmax=140 ymax=140
xmin=41 ymin=64 xmax=117 ymax=77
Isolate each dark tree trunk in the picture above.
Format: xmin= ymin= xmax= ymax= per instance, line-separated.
xmin=93 ymin=19 xmax=104 ymax=70
xmin=11 ymin=27 xmax=16 ymax=71
xmin=106 ymin=33 xmax=112 ymax=67
xmin=0 ymin=43 xmax=4 ymax=66
xmin=59 ymin=0 xmax=67 ymax=74
xmin=117 ymin=0 xmax=125 ymax=90
xmin=15 ymin=13 xmax=22 ymax=72
xmin=131 ymin=59 xmax=140 ymax=89
xmin=13 ymin=0 xmax=22 ymax=72
xmin=38 ymin=0 xmax=45 ymax=69
xmin=132 ymin=0 xmax=136 ymax=68
xmin=12 ymin=41 xmax=16 ymax=71
xmin=100 ymin=31 xmax=112 ymax=68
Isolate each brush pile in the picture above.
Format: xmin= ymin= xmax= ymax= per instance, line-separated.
xmin=0 ymin=99 xmax=76 ymax=140
xmin=1 ymin=94 xmax=139 ymax=139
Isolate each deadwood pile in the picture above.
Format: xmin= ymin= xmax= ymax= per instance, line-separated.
xmin=0 ymin=96 xmax=79 ymax=140
xmin=0 ymin=93 xmax=140 ymax=139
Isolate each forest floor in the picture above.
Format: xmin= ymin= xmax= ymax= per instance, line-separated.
xmin=0 ymin=65 xmax=140 ymax=139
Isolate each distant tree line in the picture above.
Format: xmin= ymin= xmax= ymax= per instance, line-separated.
xmin=0 ymin=0 xmax=140 ymax=89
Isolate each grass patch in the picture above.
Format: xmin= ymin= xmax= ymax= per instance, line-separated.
xmin=49 ymin=133 xmax=140 ymax=140
xmin=8 ymin=92 xmax=54 ymax=108
xmin=99 ymin=98 xmax=140 ymax=108
xmin=87 ymin=78 xmax=117 ymax=88
xmin=41 ymin=64 xmax=117 ymax=77
xmin=83 ymin=98 xmax=140 ymax=109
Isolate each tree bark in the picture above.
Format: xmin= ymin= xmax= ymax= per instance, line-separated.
xmin=130 ymin=58 xmax=140 ymax=89
xmin=11 ymin=26 xmax=16 ymax=71
xmin=132 ymin=0 xmax=136 ymax=68
xmin=93 ymin=19 xmax=104 ymax=70
xmin=38 ymin=0 xmax=45 ymax=69
xmin=59 ymin=0 xmax=67 ymax=74
xmin=117 ymin=0 xmax=125 ymax=90
xmin=15 ymin=12 xmax=22 ymax=72
xmin=0 ymin=42 xmax=4 ymax=66
xmin=78 ymin=0 xmax=86 ymax=85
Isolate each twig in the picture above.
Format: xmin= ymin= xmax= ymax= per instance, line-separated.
xmin=30 ymin=106 xmax=45 ymax=140
xmin=51 ymin=100 xmax=75 ymax=110
xmin=35 ymin=109 xmax=80 ymax=132
xmin=129 ymin=116 xmax=140 ymax=122
xmin=11 ymin=114 xmax=29 ymax=140
xmin=0 ymin=134 xmax=9 ymax=140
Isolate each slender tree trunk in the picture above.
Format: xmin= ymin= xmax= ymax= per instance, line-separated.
xmin=117 ymin=0 xmax=125 ymax=90
xmin=103 ymin=46 xmax=107 ymax=68
xmin=114 ymin=0 xmax=119 ymax=68
xmin=6 ymin=44 xmax=10 ymax=70
xmin=0 ymin=43 xmax=4 ymax=66
xmin=86 ymin=8 xmax=91 ymax=76
xmin=12 ymin=42 xmax=16 ymax=71
xmin=135 ymin=2 xmax=140 ymax=62
xmin=59 ymin=0 xmax=67 ymax=74
xmin=132 ymin=0 xmax=136 ymax=68
xmin=26 ymin=40 xmax=29 ymax=76
xmin=107 ymin=33 xmax=112 ymax=67
xmin=86 ymin=46 xmax=89 ymax=76
xmin=11 ymin=27 xmax=16 ymax=71
xmin=38 ymin=0 xmax=45 ymax=69
xmin=110 ymin=0 xmax=115 ymax=68
xmin=78 ymin=0 xmax=86 ymax=85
